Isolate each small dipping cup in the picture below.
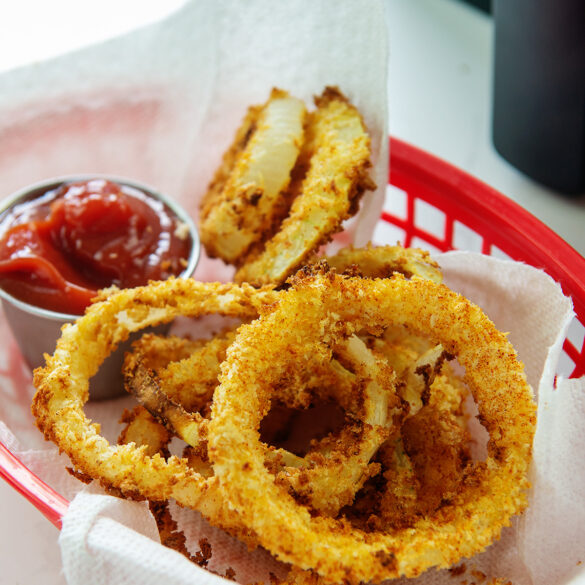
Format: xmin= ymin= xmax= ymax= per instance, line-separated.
xmin=0 ymin=175 xmax=201 ymax=400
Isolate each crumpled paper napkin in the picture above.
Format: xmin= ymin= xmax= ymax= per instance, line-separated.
xmin=2 ymin=252 xmax=583 ymax=585
xmin=59 ymin=485 xmax=228 ymax=585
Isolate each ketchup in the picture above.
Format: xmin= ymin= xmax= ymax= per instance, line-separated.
xmin=0 ymin=179 xmax=192 ymax=314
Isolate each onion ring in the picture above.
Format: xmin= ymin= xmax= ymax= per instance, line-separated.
xmin=199 ymin=88 xmax=306 ymax=264
xmin=32 ymin=278 xmax=279 ymax=543
xmin=207 ymin=271 xmax=536 ymax=583
xmin=31 ymin=273 xmax=399 ymax=530
xmin=324 ymin=243 xmax=442 ymax=283
xmin=124 ymin=330 xmax=403 ymax=515
xmin=234 ymin=87 xmax=375 ymax=286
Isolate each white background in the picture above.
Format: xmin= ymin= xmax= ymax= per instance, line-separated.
xmin=0 ymin=1 xmax=584 ymax=583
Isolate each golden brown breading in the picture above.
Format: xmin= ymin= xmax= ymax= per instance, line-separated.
xmin=234 ymin=87 xmax=375 ymax=286
xmin=200 ymin=88 xmax=306 ymax=264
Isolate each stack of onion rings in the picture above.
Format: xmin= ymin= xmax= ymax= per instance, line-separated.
xmin=31 ymin=260 xmax=536 ymax=583
xmin=119 ymin=245 xmax=442 ymax=517
xmin=208 ymin=270 xmax=536 ymax=582
xmin=30 ymin=81 xmax=536 ymax=584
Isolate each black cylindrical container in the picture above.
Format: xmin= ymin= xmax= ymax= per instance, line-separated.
xmin=492 ymin=0 xmax=585 ymax=195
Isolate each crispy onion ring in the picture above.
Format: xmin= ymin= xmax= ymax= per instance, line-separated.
xmin=324 ymin=244 xmax=442 ymax=283
xmin=207 ymin=272 xmax=536 ymax=583
xmin=234 ymin=87 xmax=375 ymax=286
xmin=32 ymin=278 xmax=281 ymax=542
xmin=124 ymin=330 xmax=403 ymax=516
xmin=200 ymin=88 xmax=306 ymax=264
xmin=117 ymin=244 xmax=439 ymax=515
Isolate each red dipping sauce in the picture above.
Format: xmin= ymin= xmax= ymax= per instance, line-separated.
xmin=0 ymin=178 xmax=192 ymax=315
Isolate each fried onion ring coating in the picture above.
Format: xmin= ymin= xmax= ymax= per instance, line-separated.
xmin=200 ymin=88 xmax=306 ymax=264
xmin=234 ymin=87 xmax=375 ymax=286
xmin=207 ymin=272 xmax=536 ymax=583
xmin=32 ymin=278 xmax=279 ymax=542
xmin=124 ymin=330 xmax=403 ymax=516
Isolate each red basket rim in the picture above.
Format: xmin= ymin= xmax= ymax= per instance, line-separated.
xmin=388 ymin=137 xmax=585 ymax=320
xmin=0 ymin=440 xmax=67 ymax=528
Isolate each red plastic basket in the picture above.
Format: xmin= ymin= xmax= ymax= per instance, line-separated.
xmin=1 ymin=136 xmax=585 ymax=531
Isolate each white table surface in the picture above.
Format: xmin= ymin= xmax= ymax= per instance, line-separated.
xmin=1 ymin=1 xmax=584 ymax=583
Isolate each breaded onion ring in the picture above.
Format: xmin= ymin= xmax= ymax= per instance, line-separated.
xmin=324 ymin=244 xmax=442 ymax=283
xmin=124 ymin=331 xmax=403 ymax=516
xmin=234 ymin=87 xmax=375 ymax=286
xmin=207 ymin=272 xmax=536 ymax=583
xmin=200 ymin=88 xmax=306 ymax=263
xmin=32 ymin=278 xmax=280 ymax=542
